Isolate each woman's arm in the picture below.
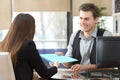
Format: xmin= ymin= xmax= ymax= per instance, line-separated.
xmin=22 ymin=40 xmax=58 ymax=79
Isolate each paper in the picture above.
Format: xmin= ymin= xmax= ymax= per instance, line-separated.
xmin=52 ymin=68 xmax=74 ymax=79
xmin=40 ymin=53 xmax=78 ymax=63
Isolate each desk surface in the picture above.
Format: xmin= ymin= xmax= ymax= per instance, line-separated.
xmin=52 ymin=68 xmax=120 ymax=80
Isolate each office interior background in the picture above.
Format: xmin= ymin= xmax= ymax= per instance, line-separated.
xmin=0 ymin=0 xmax=118 ymax=51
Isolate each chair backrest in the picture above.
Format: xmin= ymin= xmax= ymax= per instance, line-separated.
xmin=0 ymin=52 xmax=15 ymax=80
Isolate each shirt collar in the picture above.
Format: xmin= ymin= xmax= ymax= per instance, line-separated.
xmin=79 ymin=27 xmax=98 ymax=39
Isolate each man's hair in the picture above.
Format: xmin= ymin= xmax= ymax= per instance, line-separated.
xmin=79 ymin=3 xmax=99 ymax=18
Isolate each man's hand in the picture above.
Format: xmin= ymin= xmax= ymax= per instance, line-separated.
xmin=71 ymin=64 xmax=96 ymax=72
xmin=55 ymin=52 xmax=64 ymax=56
xmin=71 ymin=64 xmax=87 ymax=72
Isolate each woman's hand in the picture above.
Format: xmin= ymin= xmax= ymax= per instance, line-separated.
xmin=49 ymin=61 xmax=59 ymax=68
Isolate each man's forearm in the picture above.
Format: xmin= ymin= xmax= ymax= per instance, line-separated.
xmin=85 ymin=64 xmax=96 ymax=70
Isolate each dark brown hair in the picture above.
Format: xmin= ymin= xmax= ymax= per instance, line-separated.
xmin=0 ymin=13 xmax=35 ymax=67
xmin=79 ymin=3 xmax=99 ymax=19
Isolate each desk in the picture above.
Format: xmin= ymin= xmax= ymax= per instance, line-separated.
xmin=52 ymin=68 xmax=120 ymax=80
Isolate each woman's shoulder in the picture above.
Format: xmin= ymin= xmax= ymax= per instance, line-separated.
xmin=21 ymin=40 xmax=36 ymax=50
xmin=18 ymin=40 xmax=38 ymax=60
xmin=23 ymin=40 xmax=35 ymax=46
xmin=24 ymin=40 xmax=34 ymax=44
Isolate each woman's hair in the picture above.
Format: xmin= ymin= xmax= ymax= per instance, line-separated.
xmin=79 ymin=3 xmax=99 ymax=19
xmin=0 ymin=13 xmax=35 ymax=66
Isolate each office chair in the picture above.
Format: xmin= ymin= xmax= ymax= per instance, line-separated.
xmin=0 ymin=52 xmax=15 ymax=80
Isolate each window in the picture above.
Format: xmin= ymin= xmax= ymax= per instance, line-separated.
xmin=0 ymin=12 xmax=67 ymax=49
xmin=15 ymin=12 xmax=67 ymax=49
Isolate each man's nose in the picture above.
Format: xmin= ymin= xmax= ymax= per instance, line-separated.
xmin=80 ymin=19 xmax=86 ymax=24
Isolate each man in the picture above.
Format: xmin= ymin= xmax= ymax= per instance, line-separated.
xmin=58 ymin=3 xmax=112 ymax=72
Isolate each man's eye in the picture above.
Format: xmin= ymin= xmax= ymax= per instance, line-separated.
xmin=85 ymin=18 xmax=89 ymax=20
xmin=80 ymin=17 xmax=82 ymax=20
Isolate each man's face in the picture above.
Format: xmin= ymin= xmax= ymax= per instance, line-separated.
xmin=79 ymin=10 xmax=98 ymax=33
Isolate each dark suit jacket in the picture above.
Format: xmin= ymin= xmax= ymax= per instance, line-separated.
xmin=14 ymin=40 xmax=57 ymax=80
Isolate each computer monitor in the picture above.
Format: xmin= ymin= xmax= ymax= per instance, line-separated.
xmin=96 ymin=36 xmax=120 ymax=68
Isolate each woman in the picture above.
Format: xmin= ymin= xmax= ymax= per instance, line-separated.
xmin=0 ymin=13 xmax=59 ymax=80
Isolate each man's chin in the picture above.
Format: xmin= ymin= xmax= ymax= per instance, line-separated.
xmin=81 ymin=29 xmax=88 ymax=32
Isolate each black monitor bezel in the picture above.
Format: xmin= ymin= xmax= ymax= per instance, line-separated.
xmin=96 ymin=36 xmax=120 ymax=68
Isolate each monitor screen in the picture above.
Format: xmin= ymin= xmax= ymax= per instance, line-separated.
xmin=96 ymin=36 xmax=120 ymax=68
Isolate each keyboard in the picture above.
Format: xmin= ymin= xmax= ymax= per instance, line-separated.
xmin=80 ymin=69 xmax=120 ymax=78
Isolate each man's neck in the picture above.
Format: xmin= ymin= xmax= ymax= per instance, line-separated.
xmin=83 ymin=27 xmax=95 ymax=38
xmin=83 ymin=32 xmax=92 ymax=38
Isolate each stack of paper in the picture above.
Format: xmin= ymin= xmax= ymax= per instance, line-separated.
xmin=40 ymin=53 xmax=77 ymax=63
